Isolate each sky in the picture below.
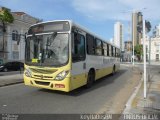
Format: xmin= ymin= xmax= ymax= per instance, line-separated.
xmin=0 ymin=0 xmax=160 ymax=42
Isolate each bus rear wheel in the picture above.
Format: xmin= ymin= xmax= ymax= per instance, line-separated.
xmin=86 ymin=70 xmax=95 ymax=88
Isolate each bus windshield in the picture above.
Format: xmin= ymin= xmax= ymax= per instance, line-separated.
xmin=25 ymin=33 xmax=69 ymax=67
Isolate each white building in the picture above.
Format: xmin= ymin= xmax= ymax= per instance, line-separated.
xmin=153 ymin=24 xmax=160 ymax=37
xmin=141 ymin=37 xmax=160 ymax=61
xmin=114 ymin=22 xmax=124 ymax=51
xmin=0 ymin=7 xmax=39 ymax=63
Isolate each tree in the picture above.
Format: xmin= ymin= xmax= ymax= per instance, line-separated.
xmin=0 ymin=8 xmax=14 ymax=57
xmin=134 ymin=44 xmax=143 ymax=61
xmin=145 ymin=20 xmax=151 ymax=33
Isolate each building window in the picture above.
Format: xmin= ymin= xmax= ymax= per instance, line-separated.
xmin=156 ymin=54 xmax=159 ymax=61
xmin=12 ymin=30 xmax=19 ymax=41
xmin=156 ymin=45 xmax=160 ymax=52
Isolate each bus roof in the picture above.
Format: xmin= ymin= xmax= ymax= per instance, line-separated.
xmin=70 ymin=21 xmax=119 ymax=49
xmin=29 ymin=20 xmax=120 ymax=49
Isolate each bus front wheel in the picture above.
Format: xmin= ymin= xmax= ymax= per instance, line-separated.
xmin=86 ymin=70 xmax=95 ymax=88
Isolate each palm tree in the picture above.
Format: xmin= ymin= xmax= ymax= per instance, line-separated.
xmin=0 ymin=8 xmax=14 ymax=59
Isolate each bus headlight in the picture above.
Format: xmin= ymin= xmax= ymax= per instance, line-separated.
xmin=54 ymin=70 xmax=69 ymax=80
xmin=25 ymin=68 xmax=32 ymax=78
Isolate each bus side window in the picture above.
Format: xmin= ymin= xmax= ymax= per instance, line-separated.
xmin=103 ymin=42 xmax=107 ymax=56
xmin=72 ymin=32 xmax=85 ymax=62
xmin=86 ymin=34 xmax=95 ymax=55
xmin=115 ymin=48 xmax=117 ymax=57
xmin=95 ymin=39 xmax=103 ymax=55
xmin=112 ymin=47 xmax=115 ymax=57
xmin=108 ymin=44 xmax=112 ymax=57
xmin=116 ymin=49 xmax=119 ymax=57
xmin=111 ymin=46 xmax=114 ymax=57
xmin=107 ymin=44 xmax=109 ymax=56
xmin=118 ymin=49 xmax=120 ymax=57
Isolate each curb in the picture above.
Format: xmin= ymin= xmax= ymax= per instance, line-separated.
xmin=123 ymin=74 xmax=143 ymax=113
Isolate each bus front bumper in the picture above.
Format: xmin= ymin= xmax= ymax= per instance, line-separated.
xmin=24 ymin=76 xmax=71 ymax=92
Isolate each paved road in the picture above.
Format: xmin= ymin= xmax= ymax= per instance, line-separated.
xmin=0 ymin=65 xmax=137 ymax=114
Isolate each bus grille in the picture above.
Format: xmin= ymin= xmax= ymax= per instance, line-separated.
xmin=35 ymin=81 xmax=50 ymax=86
xmin=33 ymin=75 xmax=53 ymax=80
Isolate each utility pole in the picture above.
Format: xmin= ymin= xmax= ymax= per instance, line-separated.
xmin=143 ymin=20 xmax=147 ymax=99
xmin=132 ymin=15 xmax=135 ymax=66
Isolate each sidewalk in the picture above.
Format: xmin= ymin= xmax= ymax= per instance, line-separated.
xmin=121 ymin=61 xmax=160 ymax=66
xmin=0 ymin=73 xmax=23 ymax=87
xmin=123 ymin=65 xmax=160 ymax=114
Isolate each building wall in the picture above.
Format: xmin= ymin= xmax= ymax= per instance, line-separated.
xmin=123 ymin=41 xmax=132 ymax=62
xmin=157 ymin=25 xmax=160 ymax=37
xmin=124 ymin=41 xmax=132 ymax=52
xmin=114 ymin=22 xmax=123 ymax=51
xmin=0 ymin=8 xmax=39 ymax=63
xmin=153 ymin=24 xmax=160 ymax=37
xmin=132 ymin=12 xmax=143 ymax=46
xmin=6 ymin=13 xmax=39 ymax=62
xmin=141 ymin=37 xmax=160 ymax=61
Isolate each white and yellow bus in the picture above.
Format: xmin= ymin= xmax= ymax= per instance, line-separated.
xmin=24 ymin=20 xmax=120 ymax=92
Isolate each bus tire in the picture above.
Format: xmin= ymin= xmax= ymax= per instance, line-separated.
xmin=112 ymin=65 xmax=116 ymax=75
xmin=86 ymin=70 xmax=95 ymax=88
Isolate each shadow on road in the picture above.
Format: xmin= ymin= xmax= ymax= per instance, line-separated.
xmin=38 ymin=69 xmax=127 ymax=96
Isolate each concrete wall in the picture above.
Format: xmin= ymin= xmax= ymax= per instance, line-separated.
xmin=141 ymin=37 xmax=160 ymax=61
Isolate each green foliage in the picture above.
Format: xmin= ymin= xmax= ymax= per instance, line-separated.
xmin=145 ymin=20 xmax=151 ymax=33
xmin=134 ymin=44 xmax=143 ymax=61
xmin=0 ymin=8 xmax=14 ymax=32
